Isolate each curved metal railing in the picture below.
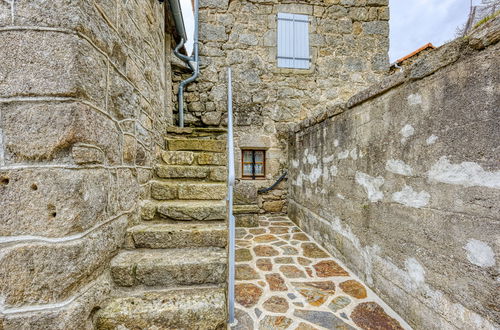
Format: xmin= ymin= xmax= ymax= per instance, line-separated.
xmin=258 ymin=171 xmax=288 ymax=194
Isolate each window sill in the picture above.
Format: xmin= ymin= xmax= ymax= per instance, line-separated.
xmin=272 ymin=66 xmax=315 ymax=75
xmin=241 ymin=177 xmax=267 ymax=181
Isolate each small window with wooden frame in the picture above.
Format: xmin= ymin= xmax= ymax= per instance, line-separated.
xmin=241 ymin=149 xmax=266 ymax=180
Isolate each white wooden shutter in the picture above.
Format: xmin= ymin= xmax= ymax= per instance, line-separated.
xmin=277 ymin=13 xmax=310 ymax=69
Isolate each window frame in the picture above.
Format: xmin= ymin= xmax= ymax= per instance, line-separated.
xmin=241 ymin=149 xmax=266 ymax=180
xmin=277 ymin=12 xmax=311 ymax=70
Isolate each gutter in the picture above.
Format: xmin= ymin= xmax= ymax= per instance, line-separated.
xmin=164 ymin=0 xmax=187 ymax=42
xmin=165 ymin=0 xmax=200 ymax=127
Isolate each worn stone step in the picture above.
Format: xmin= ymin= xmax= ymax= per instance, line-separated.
xmin=161 ymin=151 xmax=227 ymax=166
xmin=127 ymin=223 xmax=227 ymax=249
xmin=155 ymin=165 xmax=226 ymax=181
xmin=234 ymin=204 xmax=260 ymax=214
xmin=111 ymin=247 xmax=227 ymax=287
xmin=95 ymin=287 xmax=226 ymax=329
xmin=166 ymin=138 xmax=226 ymax=152
xmin=150 ymin=181 xmax=227 ymax=200
xmin=167 ymin=126 xmax=227 ymax=136
xmin=140 ymin=200 xmax=226 ymax=221
xmin=157 ymin=200 xmax=226 ymax=221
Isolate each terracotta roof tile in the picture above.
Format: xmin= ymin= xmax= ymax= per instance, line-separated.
xmin=396 ymin=43 xmax=436 ymax=64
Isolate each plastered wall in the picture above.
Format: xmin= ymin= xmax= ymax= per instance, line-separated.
xmin=288 ymin=19 xmax=500 ymax=330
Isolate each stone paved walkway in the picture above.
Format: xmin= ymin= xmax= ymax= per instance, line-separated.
xmin=231 ymin=215 xmax=411 ymax=330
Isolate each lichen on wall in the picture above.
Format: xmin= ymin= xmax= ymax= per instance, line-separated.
xmin=288 ymin=19 xmax=500 ymax=330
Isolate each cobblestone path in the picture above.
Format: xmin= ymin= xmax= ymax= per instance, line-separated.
xmin=231 ymin=215 xmax=411 ymax=330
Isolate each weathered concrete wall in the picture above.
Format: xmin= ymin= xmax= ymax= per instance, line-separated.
xmin=288 ymin=20 xmax=500 ymax=329
xmin=179 ymin=0 xmax=390 ymax=214
xmin=0 ymin=1 xmax=172 ymax=328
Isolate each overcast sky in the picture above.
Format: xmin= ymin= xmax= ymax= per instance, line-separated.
xmin=389 ymin=0 xmax=480 ymax=61
xmin=180 ymin=0 xmax=478 ymax=61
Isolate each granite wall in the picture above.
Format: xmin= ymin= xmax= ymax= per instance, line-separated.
xmin=0 ymin=0 xmax=173 ymax=328
xmin=288 ymin=19 xmax=500 ymax=329
xmin=177 ymin=0 xmax=390 ymax=214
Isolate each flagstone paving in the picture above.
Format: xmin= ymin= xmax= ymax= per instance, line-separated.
xmin=231 ymin=215 xmax=412 ymax=330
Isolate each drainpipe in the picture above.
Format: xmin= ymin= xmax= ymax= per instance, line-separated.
xmin=169 ymin=0 xmax=200 ymax=127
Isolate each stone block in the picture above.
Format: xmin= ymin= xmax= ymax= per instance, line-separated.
xmin=122 ymin=135 xmax=136 ymax=164
xmin=129 ymin=223 xmax=227 ymax=249
xmin=200 ymin=0 xmax=229 ymax=9
xmin=349 ymin=7 xmax=368 ymax=21
xmin=0 ymin=216 xmax=127 ymax=307
xmin=157 ymin=200 xmax=226 ymax=221
xmin=234 ymin=204 xmax=261 ymax=214
xmin=362 ymin=21 xmax=388 ymax=35
xmin=72 ymin=145 xmax=105 ymax=165
xmin=201 ymin=111 xmax=222 ymax=126
xmin=95 ymin=288 xmax=226 ymax=330
xmin=198 ymin=152 xmax=227 ymax=165
xmin=210 ymin=166 xmax=227 ymax=182
xmin=2 ymin=274 xmax=112 ymax=330
xmin=109 ymin=168 xmax=140 ymax=213
xmin=150 ymin=181 xmax=178 ymax=200
xmin=167 ymin=139 xmax=226 ymax=152
xmin=108 ymin=68 xmax=141 ymax=120
xmin=234 ymin=181 xmax=259 ymax=204
xmin=236 ymin=214 xmax=259 ymax=227
xmin=200 ymin=23 xmax=227 ymax=42
xmin=141 ymin=201 xmax=157 ymax=220
xmin=276 ymin=4 xmax=313 ymax=15
xmin=0 ymin=31 xmax=107 ymax=107
xmin=1 ymin=101 xmax=121 ymax=165
xmin=0 ymin=168 xmax=110 ymax=237
xmin=111 ymin=247 xmax=226 ymax=287
xmin=156 ymin=165 xmax=211 ymax=179
xmin=367 ymin=0 xmax=388 ymax=5
xmin=178 ymin=183 xmax=227 ymax=200
xmin=263 ymin=200 xmax=286 ymax=213
xmin=161 ymin=151 xmax=195 ymax=165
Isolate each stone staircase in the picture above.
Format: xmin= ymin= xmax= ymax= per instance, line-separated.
xmin=95 ymin=127 xmax=228 ymax=329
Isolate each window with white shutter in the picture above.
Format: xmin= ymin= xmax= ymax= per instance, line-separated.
xmin=277 ymin=13 xmax=310 ymax=69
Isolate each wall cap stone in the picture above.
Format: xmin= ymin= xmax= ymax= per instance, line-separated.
xmin=291 ymin=16 xmax=499 ymax=134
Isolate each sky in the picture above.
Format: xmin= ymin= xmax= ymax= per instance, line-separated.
xmin=389 ymin=0 xmax=481 ymax=62
xmin=179 ymin=0 xmax=480 ymax=61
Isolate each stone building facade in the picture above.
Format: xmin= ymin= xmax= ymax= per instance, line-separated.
xmin=288 ymin=19 xmax=500 ymax=329
xmin=1 ymin=0 xmax=498 ymax=328
xmin=0 ymin=1 xmax=175 ymax=327
xmin=178 ymin=0 xmax=390 ymax=218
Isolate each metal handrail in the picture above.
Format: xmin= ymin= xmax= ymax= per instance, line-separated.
xmin=258 ymin=171 xmax=288 ymax=194
xmin=227 ymin=68 xmax=236 ymax=325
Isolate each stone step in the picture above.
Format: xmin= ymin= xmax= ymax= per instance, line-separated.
xmin=127 ymin=223 xmax=227 ymax=249
xmin=161 ymin=150 xmax=227 ymax=166
xmin=95 ymin=287 xmax=226 ymax=329
xmin=234 ymin=204 xmax=260 ymax=214
xmin=166 ymin=138 xmax=226 ymax=153
xmin=111 ymin=247 xmax=227 ymax=287
xmin=155 ymin=164 xmax=226 ymax=182
xmin=141 ymin=200 xmax=226 ymax=221
xmin=166 ymin=126 xmax=227 ymax=137
xmin=150 ymin=181 xmax=227 ymax=201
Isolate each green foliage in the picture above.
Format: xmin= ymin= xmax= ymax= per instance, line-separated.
xmin=474 ymin=9 xmax=500 ymax=29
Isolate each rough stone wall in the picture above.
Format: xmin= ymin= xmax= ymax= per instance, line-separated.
xmin=0 ymin=1 xmax=172 ymax=328
xmin=288 ymin=20 xmax=500 ymax=329
xmin=178 ymin=0 xmax=389 ymax=214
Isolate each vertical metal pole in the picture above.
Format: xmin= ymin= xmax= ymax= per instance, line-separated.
xmin=227 ymin=67 xmax=236 ymax=325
